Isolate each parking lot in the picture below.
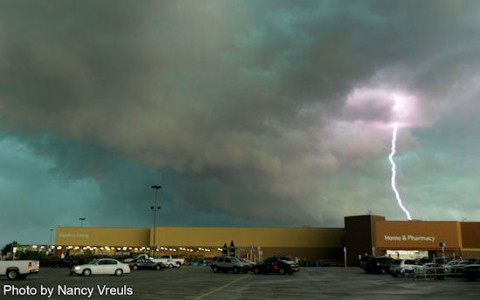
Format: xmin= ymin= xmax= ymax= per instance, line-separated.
xmin=1 ymin=266 xmax=479 ymax=300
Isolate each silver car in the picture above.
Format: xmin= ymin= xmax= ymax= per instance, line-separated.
xmin=390 ymin=259 xmax=426 ymax=277
xmin=210 ymin=256 xmax=249 ymax=273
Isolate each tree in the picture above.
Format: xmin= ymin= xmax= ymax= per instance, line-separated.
xmin=1 ymin=241 xmax=19 ymax=256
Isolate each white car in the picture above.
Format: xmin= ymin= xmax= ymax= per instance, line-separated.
xmin=450 ymin=259 xmax=479 ymax=274
xmin=71 ymin=258 xmax=130 ymax=277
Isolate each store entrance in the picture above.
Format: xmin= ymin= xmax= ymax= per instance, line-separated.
xmin=386 ymin=250 xmax=428 ymax=260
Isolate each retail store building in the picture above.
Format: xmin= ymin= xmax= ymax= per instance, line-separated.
xmin=54 ymin=215 xmax=480 ymax=264
xmin=345 ymin=215 xmax=480 ymax=264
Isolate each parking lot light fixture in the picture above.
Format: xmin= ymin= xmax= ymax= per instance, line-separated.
xmin=150 ymin=185 xmax=162 ymax=252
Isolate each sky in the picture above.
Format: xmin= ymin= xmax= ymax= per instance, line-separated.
xmin=1 ymin=0 xmax=480 ymax=248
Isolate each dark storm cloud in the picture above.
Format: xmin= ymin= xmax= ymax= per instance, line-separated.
xmin=1 ymin=0 xmax=480 ymax=245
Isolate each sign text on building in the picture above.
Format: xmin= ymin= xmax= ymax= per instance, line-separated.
xmin=384 ymin=235 xmax=435 ymax=243
xmin=59 ymin=233 xmax=90 ymax=239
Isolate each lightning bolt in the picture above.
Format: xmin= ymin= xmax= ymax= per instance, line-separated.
xmin=388 ymin=123 xmax=412 ymax=220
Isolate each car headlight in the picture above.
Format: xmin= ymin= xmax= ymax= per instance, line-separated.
xmin=74 ymin=266 xmax=81 ymax=270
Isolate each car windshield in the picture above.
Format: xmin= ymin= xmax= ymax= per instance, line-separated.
xmin=280 ymin=259 xmax=293 ymax=264
xmin=280 ymin=256 xmax=293 ymax=261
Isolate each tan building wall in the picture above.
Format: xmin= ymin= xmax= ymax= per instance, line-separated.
xmin=56 ymin=227 xmax=150 ymax=247
xmin=152 ymin=227 xmax=344 ymax=248
xmin=153 ymin=226 xmax=346 ymax=262
xmin=375 ymin=221 xmax=462 ymax=251
xmin=56 ymin=226 xmax=344 ymax=248
xmin=56 ymin=226 xmax=345 ymax=262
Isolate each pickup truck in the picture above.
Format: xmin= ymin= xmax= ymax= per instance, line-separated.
xmin=125 ymin=254 xmax=185 ymax=268
xmin=155 ymin=255 xmax=185 ymax=268
xmin=0 ymin=260 xmax=40 ymax=280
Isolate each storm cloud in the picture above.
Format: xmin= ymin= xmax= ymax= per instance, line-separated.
xmin=1 ymin=0 xmax=480 ymax=246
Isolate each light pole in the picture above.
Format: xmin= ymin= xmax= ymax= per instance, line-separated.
xmin=79 ymin=217 xmax=86 ymax=227
xmin=150 ymin=185 xmax=161 ymax=253
xmin=49 ymin=228 xmax=54 ymax=245
xmin=49 ymin=228 xmax=54 ymax=255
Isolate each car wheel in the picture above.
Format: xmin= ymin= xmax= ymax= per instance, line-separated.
xmin=233 ymin=267 xmax=239 ymax=273
xmin=168 ymin=264 xmax=174 ymax=269
xmin=381 ymin=268 xmax=387 ymax=274
xmin=254 ymin=268 xmax=260 ymax=274
xmin=213 ymin=266 xmax=219 ymax=273
xmin=6 ymin=269 xmax=19 ymax=280
xmin=82 ymin=269 xmax=91 ymax=277
xmin=132 ymin=265 xmax=138 ymax=271
xmin=115 ymin=269 xmax=123 ymax=276
xmin=279 ymin=268 xmax=286 ymax=275
xmin=155 ymin=264 xmax=161 ymax=270
xmin=176 ymin=262 xmax=181 ymax=268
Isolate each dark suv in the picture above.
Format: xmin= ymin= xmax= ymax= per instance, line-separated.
xmin=364 ymin=256 xmax=394 ymax=274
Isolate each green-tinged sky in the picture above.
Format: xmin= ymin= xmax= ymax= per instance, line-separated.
xmin=1 ymin=0 xmax=479 ymax=247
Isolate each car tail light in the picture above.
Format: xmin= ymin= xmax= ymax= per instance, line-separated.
xmin=28 ymin=262 xmax=32 ymax=269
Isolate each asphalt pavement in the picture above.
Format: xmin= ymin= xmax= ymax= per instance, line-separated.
xmin=1 ymin=266 xmax=479 ymax=299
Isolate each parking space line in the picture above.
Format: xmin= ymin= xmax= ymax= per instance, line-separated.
xmin=194 ymin=275 xmax=248 ymax=300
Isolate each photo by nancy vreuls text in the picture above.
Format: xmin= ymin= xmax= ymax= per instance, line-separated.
xmin=3 ymin=284 xmax=134 ymax=298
